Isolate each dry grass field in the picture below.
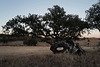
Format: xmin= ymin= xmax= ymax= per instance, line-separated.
xmin=0 ymin=38 xmax=100 ymax=67
xmin=75 ymin=38 xmax=100 ymax=47
xmin=0 ymin=46 xmax=100 ymax=67
xmin=0 ymin=46 xmax=52 ymax=57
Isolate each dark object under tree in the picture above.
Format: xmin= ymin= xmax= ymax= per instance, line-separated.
xmin=50 ymin=40 xmax=85 ymax=55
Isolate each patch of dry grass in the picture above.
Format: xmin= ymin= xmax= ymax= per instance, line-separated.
xmin=75 ymin=38 xmax=100 ymax=47
xmin=0 ymin=38 xmax=100 ymax=67
xmin=0 ymin=46 xmax=52 ymax=57
xmin=0 ymin=50 xmax=100 ymax=67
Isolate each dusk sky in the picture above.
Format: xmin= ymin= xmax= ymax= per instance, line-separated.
xmin=0 ymin=0 xmax=100 ymax=38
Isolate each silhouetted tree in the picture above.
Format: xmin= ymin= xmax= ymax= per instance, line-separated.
xmin=2 ymin=15 xmax=28 ymax=36
xmin=62 ymin=14 xmax=89 ymax=40
xmin=85 ymin=0 xmax=100 ymax=31
xmin=22 ymin=14 xmax=44 ymax=37
xmin=43 ymin=5 xmax=67 ymax=39
xmin=43 ymin=5 xmax=89 ymax=40
xmin=2 ymin=5 xmax=90 ymax=40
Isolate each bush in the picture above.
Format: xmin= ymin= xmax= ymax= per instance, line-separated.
xmin=97 ymin=42 xmax=100 ymax=47
xmin=1 ymin=36 xmax=8 ymax=43
xmin=23 ymin=38 xmax=37 ymax=46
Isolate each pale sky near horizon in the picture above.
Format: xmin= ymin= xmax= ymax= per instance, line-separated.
xmin=0 ymin=0 xmax=100 ymax=38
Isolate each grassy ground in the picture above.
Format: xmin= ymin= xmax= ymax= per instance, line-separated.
xmin=0 ymin=38 xmax=100 ymax=67
xmin=75 ymin=38 xmax=100 ymax=46
xmin=0 ymin=46 xmax=100 ymax=67
xmin=0 ymin=46 xmax=51 ymax=57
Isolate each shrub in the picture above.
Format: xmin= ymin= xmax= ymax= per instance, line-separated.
xmin=23 ymin=38 xmax=37 ymax=46
xmin=2 ymin=36 xmax=8 ymax=43
xmin=97 ymin=42 xmax=100 ymax=47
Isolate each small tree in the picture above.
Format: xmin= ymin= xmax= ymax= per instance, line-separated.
xmin=85 ymin=0 xmax=100 ymax=31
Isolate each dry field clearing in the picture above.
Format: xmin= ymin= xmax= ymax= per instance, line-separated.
xmin=0 ymin=46 xmax=52 ymax=57
xmin=0 ymin=46 xmax=99 ymax=67
xmin=0 ymin=46 xmax=98 ymax=57
xmin=0 ymin=38 xmax=100 ymax=67
xmin=75 ymin=38 xmax=100 ymax=46
xmin=0 ymin=46 xmax=100 ymax=67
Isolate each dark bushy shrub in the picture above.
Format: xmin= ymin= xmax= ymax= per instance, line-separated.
xmin=97 ymin=42 xmax=100 ymax=47
xmin=23 ymin=38 xmax=37 ymax=46
xmin=1 ymin=36 xmax=8 ymax=43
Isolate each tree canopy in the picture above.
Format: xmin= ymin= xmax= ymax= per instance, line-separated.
xmin=2 ymin=15 xmax=28 ymax=36
xmin=43 ymin=5 xmax=67 ymax=39
xmin=85 ymin=0 xmax=100 ymax=31
xmin=21 ymin=14 xmax=44 ymax=37
xmin=2 ymin=5 xmax=89 ymax=40
xmin=43 ymin=5 xmax=89 ymax=40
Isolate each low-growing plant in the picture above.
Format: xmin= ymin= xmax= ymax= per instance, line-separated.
xmin=23 ymin=38 xmax=37 ymax=46
xmin=96 ymin=42 xmax=100 ymax=47
xmin=2 ymin=36 xmax=8 ymax=43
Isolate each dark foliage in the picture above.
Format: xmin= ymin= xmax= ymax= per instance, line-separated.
xmin=2 ymin=5 xmax=90 ymax=41
xmin=43 ymin=5 xmax=89 ymax=40
xmin=23 ymin=38 xmax=37 ymax=46
xmin=85 ymin=0 xmax=100 ymax=31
